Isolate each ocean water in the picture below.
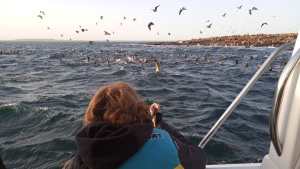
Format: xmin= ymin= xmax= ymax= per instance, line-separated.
xmin=0 ymin=41 xmax=292 ymax=169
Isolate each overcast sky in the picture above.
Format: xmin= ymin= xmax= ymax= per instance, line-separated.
xmin=0 ymin=0 xmax=299 ymax=41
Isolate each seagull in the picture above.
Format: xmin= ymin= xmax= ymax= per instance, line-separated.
xmin=60 ymin=34 xmax=64 ymax=38
xmin=47 ymin=26 xmax=50 ymax=30
xmin=179 ymin=7 xmax=187 ymax=15
xmin=205 ymin=20 xmax=210 ymax=23
xmin=157 ymin=32 xmax=160 ymax=36
xmin=200 ymin=30 xmax=203 ymax=34
xmin=120 ymin=22 xmax=123 ymax=26
xmin=81 ymin=28 xmax=85 ymax=32
xmin=237 ymin=5 xmax=243 ymax=10
xmin=154 ymin=59 xmax=160 ymax=73
xmin=222 ymin=13 xmax=227 ymax=17
xmin=153 ymin=5 xmax=160 ymax=12
xmin=168 ymin=32 xmax=171 ymax=36
xmin=148 ymin=22 xmax=154 ymax=31
xmin=133 ymin=18 xmax=136 ymax=22
xmin=123 ymin=16 xmax=127 ymax=20
xmin=104 ymin=31 xmax=111 ymax=35
xmin=261 ymin=22 xmax=268 ymax=28
xmin=252 ymin=7 xmax=258 ymax=11
xmin=100 ymin=16 xmax=103 ymax=20
xmin=206 ymin=23 xmax=212 ymax=28
xmin=37 ymin=15 xmax=43 ymax=20
xmin=249 ymin=9 xmax=252 ymax=15
xmin=75 ymin=30 xmax=79 ymax=34
xmin=40 ymin=11 xmax=46 ymax=15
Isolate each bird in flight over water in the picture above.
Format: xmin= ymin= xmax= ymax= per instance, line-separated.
xmin=179 ymin=7 xmax=187 ymax=15
xmin=153 ymin=5 xmax=160 ymax=12
xmin=148 ymin=22 xmax=154 ymax=31
xmin=261 ymin=22 xmax=268 ymax=28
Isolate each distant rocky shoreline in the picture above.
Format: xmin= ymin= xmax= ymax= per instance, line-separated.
xmin=148 ymin=33 xmax=298 ymax=47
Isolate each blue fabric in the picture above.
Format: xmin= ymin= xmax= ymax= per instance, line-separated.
xmin=118 ymin=128 xmax=181 ymax=169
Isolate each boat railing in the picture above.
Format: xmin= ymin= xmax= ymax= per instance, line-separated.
xmin=198 ymin=40 xmax=298 ymax=150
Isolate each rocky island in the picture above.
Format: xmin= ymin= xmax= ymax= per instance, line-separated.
xmin=149 ymin=33 xmax=297 ymax=47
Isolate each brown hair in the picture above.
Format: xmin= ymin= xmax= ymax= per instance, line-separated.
xmin=84 ymin=82 xmax=150 ymax=125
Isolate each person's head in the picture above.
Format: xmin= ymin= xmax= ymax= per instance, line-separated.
xmin=84 ymin=82 xmax=150 ymax=125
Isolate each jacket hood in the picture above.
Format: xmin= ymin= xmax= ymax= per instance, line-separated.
xmin=75 ymin=121 xmax=153 ymax=169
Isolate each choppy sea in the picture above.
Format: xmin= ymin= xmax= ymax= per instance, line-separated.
xmin=0 ymin=41 xmax=292 ymax=169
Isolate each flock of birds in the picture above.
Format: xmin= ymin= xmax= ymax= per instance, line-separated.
xmin=36 ymin=3 xmax=271 ymax=40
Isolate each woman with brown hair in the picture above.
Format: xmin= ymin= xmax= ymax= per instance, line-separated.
xmin=63 ymin=82 xmax=206 ymax=169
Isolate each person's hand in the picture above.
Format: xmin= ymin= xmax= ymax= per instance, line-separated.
xmin=149 ymin=103 xmax=160 ymax=127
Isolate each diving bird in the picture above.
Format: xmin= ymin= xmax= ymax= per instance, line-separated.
xmin=237 ymin=5 xmax=243 ymax=10
xmin=148 ymin=22 xmax=154 ymax=31
xmin=206 ymin=23 xmax=212 ymax=28
xmin=104 ymin=31 xmax=111 ymax=35
xmin=222 ymin=13 xmax=227 ymax=17
xmin=153 ymin=5 xmax=160 ymax=12
xmin=179 ymin=7 xmax=187 ymax=15
xmin=37 ymin=14 xmax=43 ymax=20
xmin=261 ymin=22 xmax=268 ymax=28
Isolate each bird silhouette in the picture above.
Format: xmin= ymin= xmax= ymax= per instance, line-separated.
xmin=40 ymin=11 xmax=46 ymax=15
xmin=206 ymin=23 xmax=212 ymax=28
xmin=148 ymin=22 xmax=154 ymax=31
xmin=222 ymin=13 xmax=227 ymax=17
xmin=168 ymin=32 xmax=171 ymax=36
xmin=237 ymin=5 xmax=243 ymax=10
xmin=37 ymin=15 xmax=43 ymax=20
xmin=153 ymin=5 xmax=160 ymax=12
xmin=100 ymin=16 xmax=103 ymax=20
xmin=133 ymin=18 xmax=136 ymax=21
xmin=261 ymin=22 xmax=268 ymax=28
xmin=104 ymin=31 xmax=111 ymax=35
xmin=179 ymin=7 xmax=187 ymax=15
xmin=75 ymin=30 xmax=79 ymax=34
xmin=249 ymin=9 xmax=252 ymax=15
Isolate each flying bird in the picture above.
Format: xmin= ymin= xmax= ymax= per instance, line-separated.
xmin=168 ymin=32 xmax=171 ymax=36
xmin=81 ymin=28 xmax=85 ymax=32
xmin=133 ymin=18 xmax=136 ymax=22
xmin=47 ymin=26 xmax=50 ymax=30
xmin=249 ymin=9 xmax=252 ymax=15
xmin=37 ymin=14 xmax=43 ymax=20
xmin=179 ymin=7 xmax=187 ymax=15
xmin=205 ymin=20 xmax=210 ymax=23
xmin=40 ymin=11 xmax=46 ymax=15
xmin=123 ymin=16 xmax=127 ymax=20
xmin=261 ymin=22 xmax=268 ymax=28
xmin=153 ymin=5 xmax=160 ymax=12
xmin=237 ymin=5 xmax=243 ymax=10
xmin=100 ymin=16 xmax=103 ymax=20
xmin=148 ymin=22 xmax=154 ymax=31
xmin=200 ymin=30 xmax=203 ymax=34
xmin=75 ymin=30 xmax=79 ymax=34
xmin=222 ymin=13 xmax=227 ymax=17
xmin=104 ymin=31 xmax=111 ymax=35
xmin=206 ymin=23 xmax=212 ymax=28
xmin=251 ymin=7 xmax=258 ymax=11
